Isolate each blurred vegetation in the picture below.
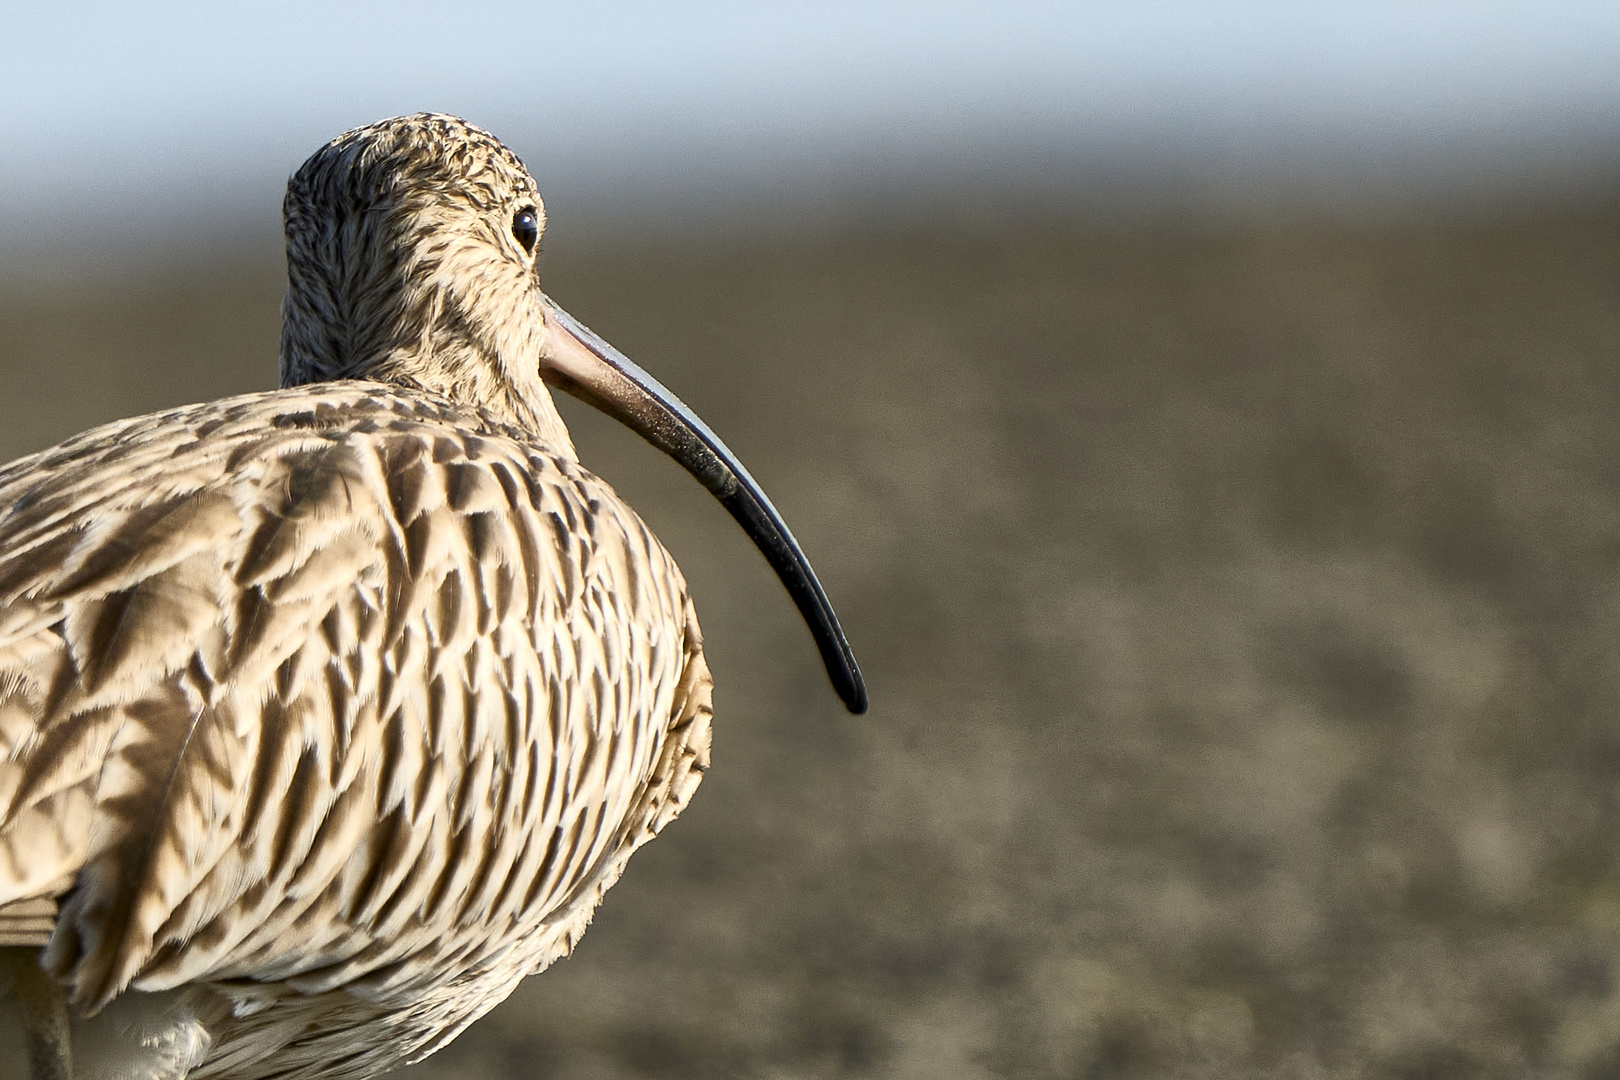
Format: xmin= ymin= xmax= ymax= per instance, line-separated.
xmin=2 ymin=200 xmax=1620 ymax=1078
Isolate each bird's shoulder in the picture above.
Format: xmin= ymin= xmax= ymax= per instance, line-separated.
xmin=0 ymin=380 xmax=685 ymax=624
xmin=0 ymin=382 xmax=575 ymax=561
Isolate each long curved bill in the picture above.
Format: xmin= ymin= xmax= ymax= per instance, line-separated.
xmin=537 ymin=294 xmax=868 ymax=715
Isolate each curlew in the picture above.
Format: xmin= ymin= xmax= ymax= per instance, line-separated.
xmin=0 ymin=114 xmax=864 ymax=1080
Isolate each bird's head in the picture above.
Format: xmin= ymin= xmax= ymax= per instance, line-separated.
xmin=277 ymin=113 xmax=867 ymax=713
xmin=280 ymin=113 xmax=568 ymax=447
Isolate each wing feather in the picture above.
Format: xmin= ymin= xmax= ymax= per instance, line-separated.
xmin=0 ymin=383 xmax=709 ymax=1048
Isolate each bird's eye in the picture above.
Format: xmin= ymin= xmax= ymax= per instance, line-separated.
xmin=511 ymin=207 xmax=539 ymax=254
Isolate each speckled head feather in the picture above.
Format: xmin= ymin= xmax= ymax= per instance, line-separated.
xmin=279 ymin=113 xmax=571 ymax=452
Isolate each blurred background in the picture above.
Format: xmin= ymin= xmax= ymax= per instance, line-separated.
xmin=4 ymin=2 xmax=1620 ymax=1076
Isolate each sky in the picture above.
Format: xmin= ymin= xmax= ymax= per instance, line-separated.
xmin=3 ymin=2 xmax=1619 ymax=254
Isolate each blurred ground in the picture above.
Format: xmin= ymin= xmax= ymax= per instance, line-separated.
xmin=2 ymin=201 xmax=1620 ymax=1078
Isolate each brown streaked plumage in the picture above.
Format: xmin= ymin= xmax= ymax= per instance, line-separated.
xmin=0 ymin=114 xmax=863 ymax=1080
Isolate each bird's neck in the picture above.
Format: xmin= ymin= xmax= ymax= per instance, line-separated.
xmin=278 ymin=286 xmax=577 ymax=455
